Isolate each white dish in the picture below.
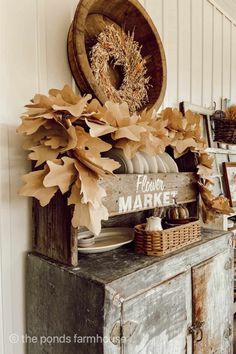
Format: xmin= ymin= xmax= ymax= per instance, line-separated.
xmin=125 ymin=157 xmax=134 ymax=174
xmin=132 ymin=152 xmax=145 ymax=174
xmin=140 ymin=152 xmax=158 ymax=173
xmin=155 ymin=155 xmax=167 ymax=173
xmin=159 ymin=152 xmax=179 ymax=173
xmin=139 ymin=154 xmax=149 ymax=173
xmin=78 ymin=227 xmax=134 ymax=254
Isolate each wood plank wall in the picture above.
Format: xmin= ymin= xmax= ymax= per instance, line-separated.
xmin=0 ymin=0 xmax=236 ymax=353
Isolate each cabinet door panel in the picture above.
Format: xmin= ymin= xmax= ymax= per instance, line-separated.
xmin=192 ymin=251 xmax=233 ymax=354
xmin=122 ymin=271 xmax=192 ymax=354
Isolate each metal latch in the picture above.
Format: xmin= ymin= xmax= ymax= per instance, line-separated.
xmin=224 ymin=323 xmax=232 ymax=339
xmin=110 ymin=321 xmax=138 ymax=345
xmin=188 ymin=321 xmax=205 ymax=342
xmin=224 ymin=258 xmax=233 ymax=271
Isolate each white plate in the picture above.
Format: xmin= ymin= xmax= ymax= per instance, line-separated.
xmin=155 ymin=155 xmax=167 ymax=173
xmin=140 ymin=152 xmax=158 ymax=173
xmin=159 ymin=152 xmax=179 ymax=173
xmin=78 ymin=227 xmax=134 ymax=254
xmin=162 ymin=160 xmax=170 ymax=172
xmin=139 ymin=154 xmax=149 ymax=173
xmin=132 ymin=152 xmax=145 ymax=174
xmin=123 ymin=154 xmax=134 ymax=174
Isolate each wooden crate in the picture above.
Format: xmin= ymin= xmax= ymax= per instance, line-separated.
xmin=33 ymin=172 xmax=198 ymax=266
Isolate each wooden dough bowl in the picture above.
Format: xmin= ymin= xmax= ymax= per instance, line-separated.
xmin=68 ymin=0 xmax=167 ymax=112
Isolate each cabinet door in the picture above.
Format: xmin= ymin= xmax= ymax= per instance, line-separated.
xmin=122 ymin=271 xmax=192 ymax=354
xmin=192 ymin=250 xmax=233 ymax=354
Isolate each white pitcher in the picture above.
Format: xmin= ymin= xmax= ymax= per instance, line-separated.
xmin=145 ymin=216 xmax=163 ymax=231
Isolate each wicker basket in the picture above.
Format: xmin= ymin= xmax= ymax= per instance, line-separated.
xmin=213 ymin=117 xmax=236 ymax=144
xmin=134 ymin=220 xmax=201 ymax=256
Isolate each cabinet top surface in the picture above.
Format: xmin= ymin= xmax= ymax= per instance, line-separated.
xmin=29 ymin=229 xmax=232 ymax=285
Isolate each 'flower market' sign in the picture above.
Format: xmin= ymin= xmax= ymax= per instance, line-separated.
xmin=102 ymin=173 xmax=198 ymax=216
xmin=118 ymin=175 xmax=178 ymax=213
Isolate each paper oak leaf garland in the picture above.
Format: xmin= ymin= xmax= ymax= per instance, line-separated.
xmin=17 ymin=85 xmax=232 ymax=234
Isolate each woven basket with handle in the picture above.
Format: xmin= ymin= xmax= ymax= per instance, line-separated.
xmin=213 ymin=117 xmax=236 ymax=144
xmin=134 ymin=220 xmax=201 ymax=256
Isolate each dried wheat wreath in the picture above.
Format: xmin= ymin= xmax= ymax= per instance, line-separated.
xmin=90 ymin=25 xmax=150 ymax=112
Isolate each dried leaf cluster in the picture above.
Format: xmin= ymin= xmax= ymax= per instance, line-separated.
xmin=198 ymin=180 xmax=233 ymax=223
xmin=17 ymin=85 xmax=231 ymax=234
xmin=225 ymin=105 xmax=236 ymax=120
xmin=84 ymin=102 xmax=208 ymax=168
xmin=17 ymin=85 xmax=120 ymax=235
xmin=90 ymin=25 xmax=150 ymax=112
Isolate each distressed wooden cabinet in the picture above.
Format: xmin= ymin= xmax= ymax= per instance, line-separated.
xmin=27 ymin=229 xmax=234 ymax=354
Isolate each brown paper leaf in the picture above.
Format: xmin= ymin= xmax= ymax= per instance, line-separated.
xmin=43 ymin=135 xmax=67 ymax=149
xmin=75 ymin=162 xmax=106 ymax=207
xmin=74 ymin=149 xmax=120 ymax=176
xmin=74 ymin=126 xmax=120 ymax=176
xmin=49 ymin=85 xmax=82 ymax=105
xmin=197 ymin=153 xmax=214 ymax=177
xmin=112 ymin=124 xmax=146 ymax=141
xmin=104 ymin=101 xmax=131 ymax=126
xmin=211 ymin=196 xmax=233 ymax=214
xmin=161 ymin=108 xmax=187 ymax=131
xmin=19 ymin=167 xmax=58 ymax=206
xmin=197 ymin=164 xmax=212 ymax=177
xmin=75 ymin=126 xmax=112 ymax=155
xmin=115 ymin=139 xmax=142 ymax=159
xmin=68 ymin=181 xmax=108 ymax=235
xmin=198 ymin=182 xmax=214 ymax=207
xmin=52 ymin=94 xmax=92 ymax=117
xmin=83 ymin=98 xmax=104 ymax=117
xmin=152 ymin=118 xmax=169 ymax=137
xmin=85 ymin=119 xmax=117 ymax=137
xmin=201 ymin=202 xmax=216 ymax=223
xmin=17 ymin=117 xmax=46 ymax=135
xmin=199 ymin=153 xmax=214 ymax=169
xmin=43 ymin=157 xmax=78 ymax=194
xmin=199 ymin=181 xmax=233 ymax=222
xmin=172 ymin=138 xmax=199 ymax=158
xmin=185 ymin=110 xmax=201 ymax=130
xmin=139 ymin=133 xmax=167 ymax=156
xmin=140 ymin=108 xmax=156 ymax=124
xmin=60 ymin=126 xmax=77 ymax=152
xmin=29 ymin=146 xmax=61 ymax=167
xmin=25 ymin=93 xmax=54 ymax=109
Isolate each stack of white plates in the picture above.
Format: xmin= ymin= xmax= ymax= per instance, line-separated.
xmin=78 ymin=227 xmax=134 ymax=254
xmin=105 ymin=149 xmax=179 ymax=174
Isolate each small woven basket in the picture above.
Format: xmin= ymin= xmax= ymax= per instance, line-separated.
xmin=134 ymin=220 xmax=201 ymax=256
xmin=213 ymin=117 xmax=236 ymax=144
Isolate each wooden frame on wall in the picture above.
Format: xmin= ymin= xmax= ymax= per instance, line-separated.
xmin=223 ymin=162 xmax=236 ymax=207
xmin=179 ymin=101 xmax=216 ymax=148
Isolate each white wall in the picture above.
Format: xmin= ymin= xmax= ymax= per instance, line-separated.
xmin=214 ymin=0 xmax=236 ymax=21
xmin=0 ymin=0 xmax=236 ymax=353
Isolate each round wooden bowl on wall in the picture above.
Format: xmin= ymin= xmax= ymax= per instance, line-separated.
xmin=68 ymin=0 xmax=167 ymax=112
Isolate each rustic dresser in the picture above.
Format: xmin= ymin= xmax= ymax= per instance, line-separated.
xmin=27 ymin=228 xmax=234 ymax=354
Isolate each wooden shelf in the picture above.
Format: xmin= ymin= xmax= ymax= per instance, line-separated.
xmin=33 ymin=172 xmax=198 ymax=266
xmin=206 ymin=147 xmax=236 ymax=155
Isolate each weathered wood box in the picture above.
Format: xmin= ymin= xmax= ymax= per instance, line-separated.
xmin=33 ymin=172 xmax=198 ymax=266
xmin=27 ymin=229 xmax=234 ymax=354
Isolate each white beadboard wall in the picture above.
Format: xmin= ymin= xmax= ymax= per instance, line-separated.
xmin=1 ymin=0 xmax=236 ymax=353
